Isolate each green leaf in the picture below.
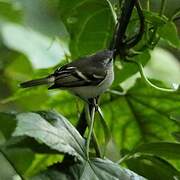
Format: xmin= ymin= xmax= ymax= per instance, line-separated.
xmin=13 ymin=111 xmax=145 ymax=179
xmin=25 ymin=153 xmax=63 ymax=177
xmin=59 ymin=0 xmax=115 ymax=58
xmin=126 ymin=155 xmax=180 ymax=180
xmin=13 ymin=111 xmax=86 ymax=161
xmin=33 ymin=158 xmax=146 ymax=180
xmin=134 ymin=142 xmax=180 ymax=159
xmin=157 ymin=21 xmax=180 ymax=48
xmin=100 ymin=79 xmax=180 ymax=152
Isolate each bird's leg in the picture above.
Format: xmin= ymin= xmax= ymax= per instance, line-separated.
xmin=95 ymin=96 xmax=100 ymax=111
xmin=85 ymin=102 xmax=95 ymax=159
xmin=88 ymin=97 xmax=99 ymax=112
xmin=86 ymin=98 xmax=102 ymax=158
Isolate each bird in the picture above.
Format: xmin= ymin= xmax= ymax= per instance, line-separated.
xmin=20 ymin=49 xmax=115 ymax=103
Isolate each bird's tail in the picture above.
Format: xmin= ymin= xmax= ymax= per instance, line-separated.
xmin=20 ymin=76 xmax=55 ymax=88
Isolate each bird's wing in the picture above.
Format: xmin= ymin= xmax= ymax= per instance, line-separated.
xmin=48 ymin=65 xmax=107 ymax=89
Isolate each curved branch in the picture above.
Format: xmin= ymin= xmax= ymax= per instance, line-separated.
xmin=125 ymin=0 xmax=145 ymax=48
xmin=111 ymin=0 xmax=137 ymax=57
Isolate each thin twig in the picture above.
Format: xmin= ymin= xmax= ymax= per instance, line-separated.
xmin=107 ymin=89 xmax=126 ymax=96
xmin=117 ymin=154 xmax=132 ymax=164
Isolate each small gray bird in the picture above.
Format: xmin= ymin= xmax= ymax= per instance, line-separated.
xmin=20 ymin=50 xmax=114 ymax=101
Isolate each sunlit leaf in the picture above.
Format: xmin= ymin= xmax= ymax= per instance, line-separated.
xmin=1 ymin=23 xmax=69 ymax=68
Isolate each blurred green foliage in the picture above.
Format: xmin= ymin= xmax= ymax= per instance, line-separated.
xmin=0 ymin=0 xmax=180 ymax=179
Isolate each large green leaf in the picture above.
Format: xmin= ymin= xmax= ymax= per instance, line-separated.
xmin=33 ymin=158 xmax=145 ymax=180
xmin=14 ymin=111 xmax=86 ymax=161
xmin=58 ymin=0 xmax=115 ymax=58
xmin=100 ymin=79 xmax=180 ymax=152
xmin=14 ymin=111 xmax=145 ymax=179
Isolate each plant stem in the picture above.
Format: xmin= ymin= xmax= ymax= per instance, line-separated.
xmin=107 ymin=89 xmax=126 ymax=96
xmin=117 ymin=154 xmax=132 ymax=164
xmin=146 ymin=0 xmax=150 ymax=41
xmin=146 ymin=0 xmax=150 ymax=11
xmin=126 ymin=59 xmax=179 ymax=92
xmin=149 ymin=0 xmax=167 ymax=48
xmin=159 ymin=0 xmax=167 ymax=16
xmin=171 ymin=9 xmax=180 ymax=21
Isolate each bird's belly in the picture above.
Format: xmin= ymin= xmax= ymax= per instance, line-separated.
xmin=69 ymin=69 xmax=114 ymax=99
